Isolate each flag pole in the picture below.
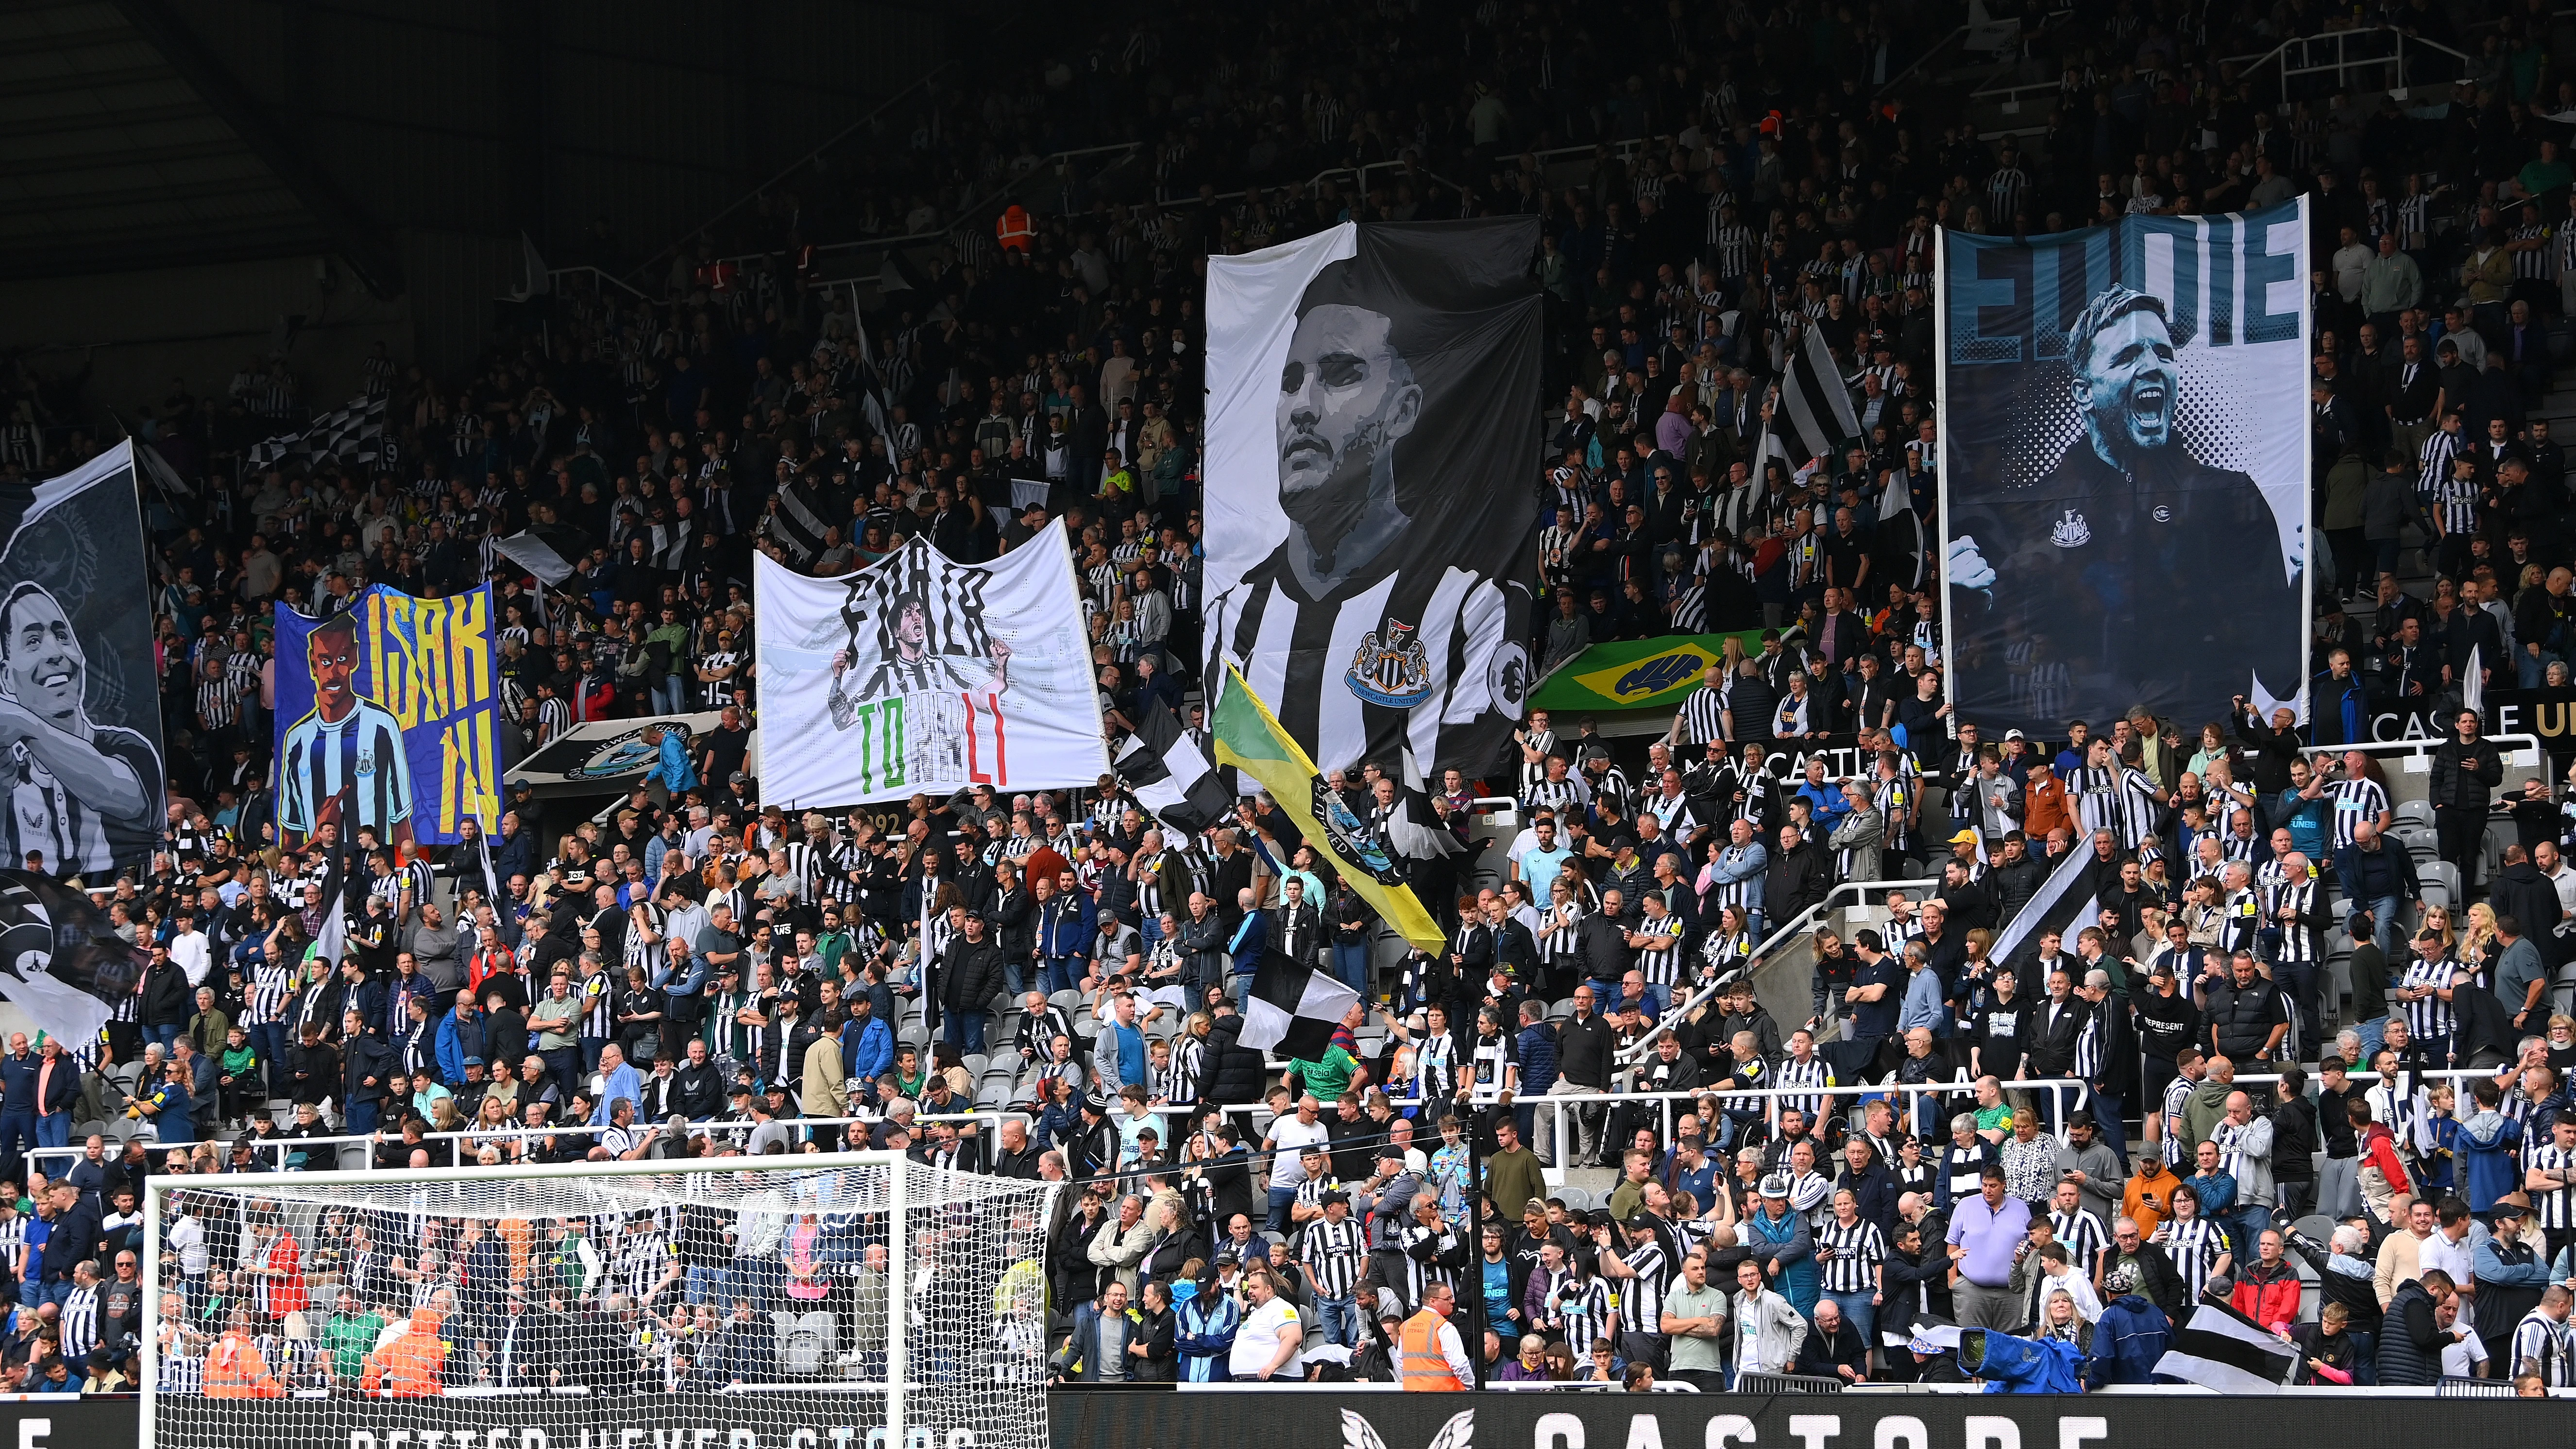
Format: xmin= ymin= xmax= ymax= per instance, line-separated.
xmin=1462 ymin=1090 xmax=1489 ymax=1387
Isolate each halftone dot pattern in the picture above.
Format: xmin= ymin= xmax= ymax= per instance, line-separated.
xmin=1990 ymin=337 xmax=2305 ymax=573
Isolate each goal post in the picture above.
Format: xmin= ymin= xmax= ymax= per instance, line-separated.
xmin=141 ymin=1151 xmax=1057 ymax=1449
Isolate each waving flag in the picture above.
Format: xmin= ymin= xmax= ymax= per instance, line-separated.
xmin=1210 ymin=664 xmax=1445 ymax=951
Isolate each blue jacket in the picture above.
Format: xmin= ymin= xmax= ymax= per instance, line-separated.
xmin=843 ymin=1015 xmax=895 ymax=1084
xmin=1036 ymin=893 xmax=1096 ymax=958
xmin=652 ymin=954 xmax=710 ymax=1001
xmin=649 ymin=731 xmax=699 ymax=793
xmin=2086 ymin=1294 xmax=2172 ymax=1387
xmin=1229 ymin=910 xmax=1268 ymax=975
xmin=1172 ymin=1288 xmax=1240 ymax=1382
xmin=1515 ymin=1024 xmax=1559 ymax=1097
xmin=591 ymin=1061 xmax=642 ymax=1124
xmin=434 ymin=1010 xmax=481 ymax=1088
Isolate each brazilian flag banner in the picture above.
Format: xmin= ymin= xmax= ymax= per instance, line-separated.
xmin=1209 ymin=664 xmax=1445 ymax=951
xmin=1528 ymin=631 xmax=1763 ymax=713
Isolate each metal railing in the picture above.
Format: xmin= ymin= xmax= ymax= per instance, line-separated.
xmin=1619 ymin=876 xmax=1940 ymax=1064
xmin=2224 ymin=26 xmax=2475 ymax=104
xmin=627 ymin=61 xmax=960 ymax=288
xmin=31 ymin=1108 xmax=1029 ymax=1176
xmin=1514 ymin=1078 xmax=2092 ymax=1174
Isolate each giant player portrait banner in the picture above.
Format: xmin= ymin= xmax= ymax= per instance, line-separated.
xmin=1938 ymin=201 xmax=2310 ymax=733
xmin=1204 ymin=218 xmax=1543 ymax=779
xmin=754 ymin=522 xmax=1108 ymax=808
xmin=272 ymin=585 xmax=501 ymax=849
xmin=0 ymin=441 xmax=166 ymax=879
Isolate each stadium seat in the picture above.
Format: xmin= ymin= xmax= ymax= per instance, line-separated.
xmin=2418 ymin=860 xmax=2460 ymax=912
xmin=2394 ymin=799 xmax=2436 ymax=831
xmin=2390 ymin=824 xmax=2438 ymax=867
xmin=963 ymin=1052 xmax=988 ymax=1079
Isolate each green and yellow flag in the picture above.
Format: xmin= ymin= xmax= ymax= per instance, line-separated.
xmin=1209 ymin=663 xmax=1447 ymax=951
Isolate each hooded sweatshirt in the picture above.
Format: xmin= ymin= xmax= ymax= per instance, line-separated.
xmin=2455 ymin=1109 xmax=2524 ymax=1212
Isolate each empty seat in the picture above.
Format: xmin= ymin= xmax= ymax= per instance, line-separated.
xmin=2394 ymin=799 xmax=2436 ymax=830
xmin=2416 ymin=860 xmax=2461 ymax=912
xmin=2390 ymin=824 xmax=2439 ymax=866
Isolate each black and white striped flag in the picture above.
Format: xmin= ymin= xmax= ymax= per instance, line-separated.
xmin=767 ymin=475 xmax=838 ymax=569
xmin=1239 ymin=948 xmax=1359 ymax=1059
xmin=492 ymin=523 xmax=588 ymax=587
xmin=1990 ymin=837 xmax=2101 ymax=970
xmin=2154 ymin=1297 xmax=2297 ymax=1392
xmin=1114 ymin=703 xmax=1230 ymax=835
xmin=1777 ymin=320 xmax=1862 ymax=464
xmin=249 ymin=393 xmax=387 ymax=469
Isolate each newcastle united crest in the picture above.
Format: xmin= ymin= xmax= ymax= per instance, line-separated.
xmin=2049 ymin=509 xmax=2091 ymax=548
xmin=1347 ymin=620 xmax=1435 ymax=708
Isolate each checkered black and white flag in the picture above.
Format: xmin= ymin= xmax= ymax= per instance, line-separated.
xmin=249 ymin=393 xmax=387 ymax=469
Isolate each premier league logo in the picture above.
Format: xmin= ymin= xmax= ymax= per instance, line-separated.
xmin=1346 ymin=620 xmax=1435 ymax=708
xmin=1312 ymin=776 xmax=1406 ymax=885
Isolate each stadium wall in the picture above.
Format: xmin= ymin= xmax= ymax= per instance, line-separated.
xmin=34 ymin=1389 xmax=2567 ymax=1449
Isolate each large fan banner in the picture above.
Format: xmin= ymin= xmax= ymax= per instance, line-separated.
xmin=272 ymin=585 xmax=502 ymax=848
xmin=0 ymin=870 xmax=147 ymax=1055
xmin=1203 ymin=218 xmax=1543 ymax=778
xmin=754 ymin=522 xmax=1108 ymax=808
xmin=0 ymin=442 xmax=167 ymax=879
xmin=1938 ymin=200 xmax=2310 ymax=732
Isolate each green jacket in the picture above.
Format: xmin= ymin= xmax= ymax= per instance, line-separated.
xmin=645 ymin=623 xmax=693 ymax=682
xmin=320 ymin=1310 xmax=386 ymax=1383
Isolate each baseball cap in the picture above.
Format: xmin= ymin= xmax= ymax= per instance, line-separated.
xmin=1948 ymin=829 xmax=1979 ymax=844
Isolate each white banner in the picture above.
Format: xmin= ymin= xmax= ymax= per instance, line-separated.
xmin=752 ymin=522 xmax=1109 ymax=808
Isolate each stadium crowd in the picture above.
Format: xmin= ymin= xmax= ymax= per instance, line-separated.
xmin=12 ymin=0 xmax=2576 ymax=1405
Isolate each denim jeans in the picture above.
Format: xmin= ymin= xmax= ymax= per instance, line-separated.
xmin=2348 ymin=897 xmax=2401 ymax=955
xmin=248 ymin=1022 xmax=289 ymax=1095
xmin=345 ymin=1099 xmax=380 ymax=1140
xmin=1331 ymin=941 xmax=1373 ymax=999
xmin=1314 ymin=1293 xmax=1361 ymax=1348
xmin=1042 ymin=957 xmax=1082 ymax=997
xmin=144 ymin=1023 xmax=181 ymax=1053
xmin=944 ymin=1009 xmax=987 ymax=1056
xmin=33 ymin=1112 xmax=68 ymax=1151
xmin=1264 ymin=1184 xmax=1298 ymax=1235
xmin=651 ymin=677 xmax=688 ymax=714
xmin=1822 ymin=1290 xmax=1877 ymax=1356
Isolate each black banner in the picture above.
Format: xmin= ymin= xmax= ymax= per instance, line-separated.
xmin=0 ymin=1399 xmax=135 ymax=1449
xmin=2486 ymin=686 xmax=2576 ymax=763
xmin=1052 ymin=1389 xmax=2562 ymax=1449
xmin=1 ymin=441 xmax=168 ymax=877
xmin=1203 ymin=219 xmax=1543 ymax=778
xmin=1937 ymin=206 xmax=2309 ymax=736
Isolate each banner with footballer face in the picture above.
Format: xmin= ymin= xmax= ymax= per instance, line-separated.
xmin=753 ymin=522 xmax=1107 ymax=808
xmin=273 ymin=585 xmax=501 ymax=849
xmin=1938 ymin=201 xmax=2309 ymax=733
xmin=0 ymin=442 xmax=166 ymax=880
xmin=1203 ymin=219 xmax=1542 ymax=779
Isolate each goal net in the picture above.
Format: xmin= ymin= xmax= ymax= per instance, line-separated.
xmin=141 ymin=1153 xmax=1056 ymax=1449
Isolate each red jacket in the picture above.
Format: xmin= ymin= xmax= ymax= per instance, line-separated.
xmin=2231 ymin=1259 xmax=2301 ymax=1331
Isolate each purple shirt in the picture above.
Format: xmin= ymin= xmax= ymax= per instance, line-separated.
xmin=1944 ymin=1191 xmax=2031 ymax=1287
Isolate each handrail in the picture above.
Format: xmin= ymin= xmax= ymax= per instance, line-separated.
xmin=543 ymin=264 xmax=650 ymax=303
xmin=32 ymin=1108 xmax=1032 ymax=1174
xmin=1619 ymin=876 xmax=1940 ymax=1064
xmin=626 ymin=61 xmax=960 ymax=287
xmin=2310 ymin=730 xmax=2543 ymax=763
xmin=2224 ymin=25 xmax=2474 ymax=103
xmin=1877 ymin=25 xmax=1968 ymax=100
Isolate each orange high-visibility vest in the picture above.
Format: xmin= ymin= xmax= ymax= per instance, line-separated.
xmin=1399 ymin=1308 xmax=1465 ymax=1390
xmin=997 ymin=205 xmax=1034 ymax=251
